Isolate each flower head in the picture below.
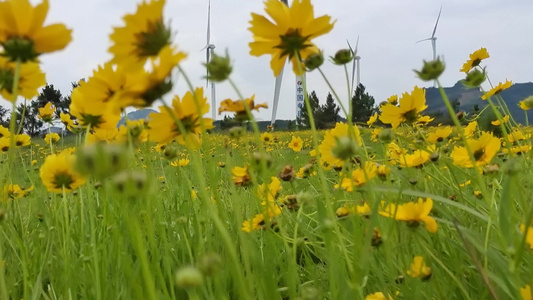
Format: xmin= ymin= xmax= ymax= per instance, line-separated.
xmin=0 ymin=0 xmax=72 ymax=61
xmin=0 ymin=57 xmax=45 ymax=102
xmin=38 ymin=102 xmax=55 ymax=122
xmin=249 ymin=0 xmax=334 ymax=76
xmin=407 ymin=256 xmax=432 ymax=279
xmin=519 ymin=95 xmax=533 ymax=111
xmin=40 ymin=149 xmax=86 ymax=193
xmin=380 ymin=198 xmax=438 ymax=233
xmin=218 ymin=96 xmax=268 ymax=120
xmin=482 ymin=80 xmax=512 ymax=100
xmin=288 ymin=136 xmax=303 ymax=152
xmin=380 ymin=86 xmax=428 ymax=128
xmin=451 ymin=132 xmax=500 ymax=168
xmin=318 ymin=122 xmax=362 ymax=169
xmin=460 ymin=48 xmax=489 ymax=73
xmin=232 ymin=166 xmax=251 ymax=186
xmin=109 ymin=0 xmax=171 ymax=70
xmin=148 ymin=87 xmax=213 ymax=146
xmin=44 ymin=132 xmax=59 ymax=144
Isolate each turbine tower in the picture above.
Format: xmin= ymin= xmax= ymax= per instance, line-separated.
xmin=347 ymin=36 xmax=361 ymax=98
xmin=270 ymin=0 xmax=289 ymax=127
xmin=202 ymin=0 xmax=217 ymax=120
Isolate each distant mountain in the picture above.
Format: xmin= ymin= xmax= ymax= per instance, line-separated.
xmin=117 ymin=108 xmax=157 ymax=127
xmin=425 ymin=81 xmax=533 ymax=124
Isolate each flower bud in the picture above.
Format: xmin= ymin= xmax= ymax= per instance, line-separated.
xmin=332 ymin=136 xmax=358 ymax=160
xmin=304 ymin=52 xmax=324 ymax=71
xmin=414 ymin=58 xmax=445 ymax=81
xmin=462 ymin=68 xmax=486 ymax=88
xmin=175 ymin=266 xmax=204 ymax=289
xmin=518 ymin=95 xmax=533 ymax=111
xmin=197 ymin=253 xmax=222 ymax=277
xmin=378 ymin=129 xmax=393 ymax=143
xmin=204 ymin=50 xmax=232 ymax=82
xmin=76 ymin=144 xmax=129 ymax=179
xmin=330 ymin=49 xmax=353 ymax=65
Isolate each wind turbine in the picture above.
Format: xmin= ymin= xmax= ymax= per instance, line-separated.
xmin=202 ymin=0 xmax=217 ymax=120
xmin=270 ymin=0 xmax=289 ymax=127
xmin=417 ymin=6 xmax=442 ymax=62
xmin=347 ymin=36 xmax=360 ymax=98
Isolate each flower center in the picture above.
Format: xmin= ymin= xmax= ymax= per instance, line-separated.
xmin=53 ymin=172 xmax=75 ymax=190
xmin=471 ymin=58 xmax=481 ymax=67
xmin=275 ymin=28 xmax=312 ymax=59
xmin=2 ymin=38 xmax=38 ymax=62
xmin=402 ymin=109 xmax=419 ymax=123
xmin=135 ymin=21 xmax=171 ymax=57
xmin=473 ymin=149 xmax=485 ymax=161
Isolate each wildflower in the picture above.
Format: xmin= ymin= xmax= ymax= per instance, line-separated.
xmin=464 ymin=121 xmax=478 ymax=138
xmin=260 ymin=132 xmax=274 ymax=144
xmin=0 ymin=137 xmax=9 ymax=152
xmin=338 ymin=162 xmax=378 ymax=192
xmin=40 ymin=149 xmax=86 ymax=193
xmin=0 ymin=57 xmax=45 ymax=101
xmin=44 ymin=133 xmax=60 ymax=145
xmin=38 ymin=102 xmax=55 ymax=122
xmin=407 ymin=256 xmax=432 ymax=279
xmin=248 ymin=0 xmax=334 ymax=76
xmin=170 ymin=158 xmax=190 ymax=167
xmin=232 ymin=166 xmax=251 ymax=186
xmin=60 ymin=113 xmax=76 ymax=130
xmin=278 ymin=165 xmax=295 ymax=182
xmin=370 ymin=128 xmax=381 ymax=142
xmin=367 ymin=113 xmax=378 ymax=126
xmin=459 ymin=180 xmax=471 ymax=187
xmin=3 ymin=184 xmax=33 ymax=200
xmin=463 ymin=68 xmax=486 ymax=88
xmin=380 ymin=86 xmax=428 ymax=128
xmin=376 ymin=164 xmax=391 ymax=179
xmin=415 ymin=57 xmax=445 ymax=81
xmin=330 ymin=49 xmax=352 ymax=65
xmin=416 ymin=115 xmax=434 ymax=125
xmin=242 ymin=213 xmax=265 ymax=232
xmin=365 ymin=292 xmax=394 ymax=300
xmin=204 ymin=50 xmax=232 ymax=82
xmin=218 ymin=96 xmax=268 ymax=120
xmin=0 ymin=125 xmax=9 ymax=139
xmin=386 ymin=95 xmax=398 ymax=106
xmin=87 ymin=127 xmax=119 ymax=144
xmin=482 ymin=80 xmax=512 ymax=100
xmin=398 ymin=149 xmax=431 ymax=168
xmin=116 ymin=119 xmax=149 ymax=144
xmin=519 ymin=95 xmax=533 ymax=111
xmin=0 ymin=0 xmax=72 ymax=61
xmin=426 ymin=126 xmax=453 ymax=143
xmin=109 ymin=0 xmax=171 ymax=70
xmin=451 ymin=132 xmax=500 ymax=168
xmin=521 ymin=283 xmax=532 ymax=300
xmin=295 ymin=164 xmax=316 ymax=179
xmin=288 ymin=136 xmax=303 ymax=152
xmin=491 ymin=115 xmax=509 ymax=126
xmin=148 ymin=87 xmax=213 ymax=146
xmin=304 ymin=51 xmax=324 ymax=71
xmin=15 ymin=134 xmax=30 ymax=147
xmin=460 ymin=48 xmax=489 ymax=73
xmin=318 ymin=122 xmax=362 ymax=169
xmin=380 ymin=198 xmax=438 ymax=233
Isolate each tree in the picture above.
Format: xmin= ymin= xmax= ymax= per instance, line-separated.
xmin=351 ymin=83 xmax=377 ymax=124
xmin=315 ymin=92 xmax=340 ymax=129
xmin=297 ymin=91 xmax=320 ymax=129
xmin=32 ymin=84 xmax=70 ymax=118
xmin=6 ymin=103 xmax=44 ymax=136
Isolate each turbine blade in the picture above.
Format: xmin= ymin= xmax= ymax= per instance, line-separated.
xmin=432 ymin=6 xmax=442 ymax=38
xmin=416 ymin=37 xmax=432 ymax=43
xmin=206 ymin=0 xmax=211 ymax=44
xmin=271 ymin=67 xmax=285 ymax=126
xmin=354 ymin=35 xmax=359 ymax=56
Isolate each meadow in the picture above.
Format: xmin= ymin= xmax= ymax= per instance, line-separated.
xmin=1 ymin=0 xmax=533 ymax=299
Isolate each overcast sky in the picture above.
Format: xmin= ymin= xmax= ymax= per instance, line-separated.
xmin=28 ymin=0 xmax=533 ymax=121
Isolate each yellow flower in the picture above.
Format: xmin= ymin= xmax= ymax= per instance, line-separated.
xmin=380 ymin=198 xmax=438 ymax=233
xmin=87 ymin=127 xmax=119 ymax=144
xmin=0 ymin=0 xmax=72 ymax=61
xmin=380 ymin=86 xmax=428 ymax=128
xmin=60 ymin=112 xmax=76 ymax=131
xmin=109 ymin=0 xmax=171 ymax=70
xmin=44 ymin=132 xmax=59 ymax=144
xmin=288 ymin=136 xmax=303 ymax=152
xmin=3 ymin=184 xmax=33 ymax=200
xmin=491 ymin=115 xmax=509 ymax=126
xmin=459 ymin=180 xmax=471 ymax=187
xmin=318 ymin=122 xmax=362 ymax=169
xmin=482 ymin=80 xmax=512 ymax=100
xmin=365 ymin=292 xmax=394 ymax=300
xmin=31 ymin=159 xmax=37 ymax=165
xmin=518 ymin=95 xmax=533 ymax=111
xmin=520 ymin=224 xmax=533 ymax=250
xmin=15 ymin=134 xmax=30 ymax=147
xmin=40 ymin=149 xmax=86 ymax=193
xmin=464 ymin=121 xmax=478 ymax=138
xmin=460 ymin=48 xmax=489 ymax=73
xmin=170 ymin=158 xmax=190 ymax=167
xmin=38 ymin=102 xmax=55 ymax=122
xmin=398 ymin=149 xmax=431 ymax=168
xmin=0 ymin=57 xmax=45 ymax=101
xmin=426 ymin=126 xmax=453 ymax=143
xmin=338 ymin=162 xmax=378 ymax=192
xmin=507 ymin=129 xmax=530 ymax=144
xmin=248 ymin=0 xmax=334 ymax=76
xmin=406 ymin=256 xmax=432 ymax=279
xmin=260 ymin=132 xmax=274 ymax=144
xmin=367 ymin=113 xmax=378 ymax=126
xmin=0 ymin=125 xmax=9 ymax=139
xmin=521 ymin=284 xmax=532 ymax=300
xmin=218 ymin=96 xmax=268 ymax=118
xmin=386 ymin=95 xmax=398 ymax=106
xmin=0 ymin=137 xmax=10 ymax=152
xmin=148 ymin=87 xmax=213 ymax=146
xmin=242 ymin=214 xmax=265 ymax=233
xmin=451 ymin=132 xmax=501 ymax=168
xmin=416 ymin=115 xmax=434 ymax=125
xmin=232 ymin=166 xmax=251 ymax=186
xmin=116 ymin=119 xmax=149 ymax=144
